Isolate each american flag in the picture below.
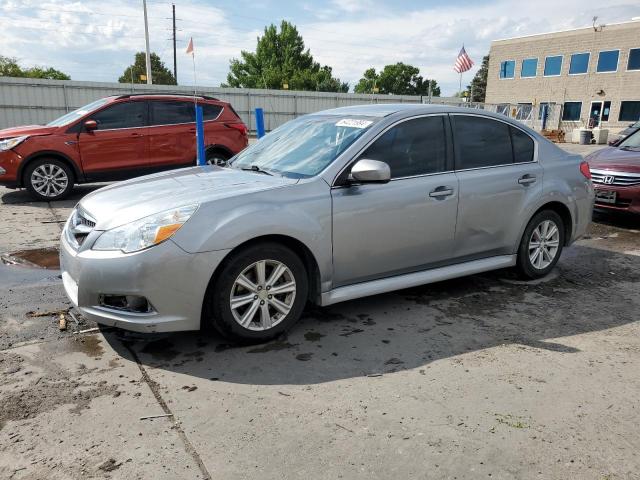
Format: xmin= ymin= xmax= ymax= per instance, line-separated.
xmin=454 ymin=46 xmax=474 ymax=73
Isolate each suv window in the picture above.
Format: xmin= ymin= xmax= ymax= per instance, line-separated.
xmin=150 ymin=101 xmax=194 ymax=125
xmin=203 ymin=104 xmax=223 ymax=121
xmin=511 ymin=126 xmax=535 ymax=163
xmin=453 ymin=115 xmax=513 ymax=169
xmin=90 ymin=101 xmax=146 ymax=130
xmin=359 ymin=116 xmax=447 ymax=178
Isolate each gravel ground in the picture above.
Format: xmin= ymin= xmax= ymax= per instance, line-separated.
xmin=1 ymin=143 xmax=639 ymax=479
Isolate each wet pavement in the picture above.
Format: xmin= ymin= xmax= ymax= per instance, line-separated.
xmin=1 ymin=154 xmax=640 ymax=479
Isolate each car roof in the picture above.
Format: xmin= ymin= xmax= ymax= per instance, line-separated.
xmin=111 ymin=93 xmax=222 ymax=102
xmin=314 ymin=103 xmax=501 ymax=118
xmin=312 ymin=103 xmax=543 ymax=138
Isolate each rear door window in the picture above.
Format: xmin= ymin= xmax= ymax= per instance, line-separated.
xmin=359 ymin=116 xmax=448 ymax=178
xmin=150 ymin=101 xmax=195 ymax=125
xmin=90 ymin=101 xmax=147 ymax=130
xmin=510 ymin=126 xmax=535 ymax=163
xmin=452 ymin=115 xmax=513 ymax=169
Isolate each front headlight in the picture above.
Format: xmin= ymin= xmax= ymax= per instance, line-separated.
xmin=92 ymin=204 xmax=198 ymax=253
xmin=0 ymin=135 xmax=29 ymax=151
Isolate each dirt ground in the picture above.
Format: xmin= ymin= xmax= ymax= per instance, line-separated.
xmin=1 ymin=144 xmax=639 ymax=479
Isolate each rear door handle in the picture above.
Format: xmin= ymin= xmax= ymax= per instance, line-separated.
xmin=518 ymin=174 xmax=537 ymax=185
xmin=429 ymin=186 xmax=454 ymax=198
xmin=130 ymin=132 xmax=143 ymax=137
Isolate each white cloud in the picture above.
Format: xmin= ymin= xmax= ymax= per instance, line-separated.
xmin=0 ymin=0 xmax=639 ymax=95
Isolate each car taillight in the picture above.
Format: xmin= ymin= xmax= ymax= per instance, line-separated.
xmin=580 ymin=161 xmax=591 ymax=179
xmin=225 ymin=122 xmax=248 ymax=136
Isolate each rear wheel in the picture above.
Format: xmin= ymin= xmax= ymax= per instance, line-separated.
xmin=24 ymin=158 xmax=74 ymax=201
xmin=205 ymin=149 xmax=230 ymax=166
xmin=516 ymin=210 xmax=565 ymax=279
xmin=203 ymin=243 xmax=308 ymax=344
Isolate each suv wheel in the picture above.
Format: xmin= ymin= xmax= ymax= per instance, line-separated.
xmin=205 ymin=150 xmax=229 ymax=166
xmin=516 ymin=210 xmax=565 ymax=279
xmin=204 ymin=242 xmax=308 ymax=344
xmin=25 ymin=158 xmax=74 ymax=201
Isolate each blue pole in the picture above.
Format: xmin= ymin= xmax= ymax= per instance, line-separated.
xmin=255 ymin=107 xmax=265 ymax=139
xmin=195 ymin=104 xmax=206 ymax=165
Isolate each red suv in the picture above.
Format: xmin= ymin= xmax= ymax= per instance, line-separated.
xmin=0 ymin=94 xmax=248 ymax=200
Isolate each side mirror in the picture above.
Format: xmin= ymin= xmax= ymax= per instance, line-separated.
xmin=348 ymin=159 xmax=391 ymax=184
xmin=84 ymin=120 xmax=98 ymax=131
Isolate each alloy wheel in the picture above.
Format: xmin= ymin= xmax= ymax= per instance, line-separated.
xmin=31 ymin=164 xmax=68 ymax=198
xmin=528 ymin=220 xmax=560 ymax=270
xmin=229 ymin=259 xmax=297 ymax=331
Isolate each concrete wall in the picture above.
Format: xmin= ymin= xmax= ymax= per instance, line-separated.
xmin=0 ymin=77 xmax=428 ymax=132
xmin=485 ymin=20 xmax=640 ymax=131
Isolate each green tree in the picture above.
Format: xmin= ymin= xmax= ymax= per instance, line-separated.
xmin=224 ymin=20 xmax=348 ymax=92
xmin=354 ymin=63 xmax=440 ymax=96
xmin=0 ymin=55 xmax=70 ymax=79
xmin=468 ymin=54 xmax=488 ymax=102
xmin=119 ymin=52 xmax=176 ymax=85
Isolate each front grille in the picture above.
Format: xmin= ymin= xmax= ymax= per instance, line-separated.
xmin=65 ymin=209 xmax=96 ymax=249
xmin=591 ymin=169 xmax=640 ymax=187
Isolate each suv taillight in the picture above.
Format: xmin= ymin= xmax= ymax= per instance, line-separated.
xmin=225 ymin=122 xmax=248 ymax=136
xmin=580 ymin=161 xmax=591 ymax=179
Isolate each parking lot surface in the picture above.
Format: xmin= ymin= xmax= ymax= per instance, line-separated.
xmin=1 ymin=144 xmax=639 ymax=479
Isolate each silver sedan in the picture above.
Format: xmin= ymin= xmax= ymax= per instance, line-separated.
xmin=60 ymin=104 xmax=594 ymax=343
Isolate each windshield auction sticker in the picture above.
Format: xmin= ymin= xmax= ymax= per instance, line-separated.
xmin=336 ymin=119 xmax=373 ymax=129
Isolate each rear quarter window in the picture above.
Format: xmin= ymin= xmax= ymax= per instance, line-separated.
xmin=203 ymin=104 xmax=223 ymax=121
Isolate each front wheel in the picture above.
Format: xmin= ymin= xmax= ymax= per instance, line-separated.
xmin=203 ymin=243 xmax=308 ymax=344
xmin=516 ymin=210 xmax=565 ymax=279
xmin=24 ymin=158 xmax=75 ymax=201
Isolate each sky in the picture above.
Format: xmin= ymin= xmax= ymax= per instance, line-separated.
xmin=1 ymin=0 xmax=639 ymax=96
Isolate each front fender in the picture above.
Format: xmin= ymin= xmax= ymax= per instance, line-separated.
xmin=172 ymin=179 xmax=333 ymax=285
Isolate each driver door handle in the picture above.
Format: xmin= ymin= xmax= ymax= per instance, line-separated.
xmin=429 ymin=187 xmax=454 ymax=198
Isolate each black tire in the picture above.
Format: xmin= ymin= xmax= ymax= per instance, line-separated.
xmin=203 ymin=242 xmax=308 ymax=344
xmin=24 ymin=158 xmax=74 ymax=201
xmin=205 ymin=149 xmax=230 ymax=166
xmin=516 ymin=210 xmax=565 ymax=279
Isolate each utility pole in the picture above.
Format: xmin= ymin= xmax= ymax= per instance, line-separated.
xmin=142 ymin=0 xmax=153 ymax=85
xmin=172 ymin=4 xmax=177 ymax=82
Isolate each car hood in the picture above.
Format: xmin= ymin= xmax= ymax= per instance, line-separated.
xmin=586 ymin=147 xmax=640 ymax=173
xmin=0 ymin=125 xmax=57 ymax=139
xmin=79 ymin=166 xmax=299 ymax=230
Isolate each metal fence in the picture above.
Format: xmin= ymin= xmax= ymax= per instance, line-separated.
xmin=427 ymin=99 xmax=563 ymax=131
xmin=0 ymin=77 xmax=566 ymax=132
xmin=0 ymin=77 xmax=425 ymax=132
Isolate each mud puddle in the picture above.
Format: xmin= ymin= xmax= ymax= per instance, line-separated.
xmin=1 ymin=247 xmax=60 ymax=269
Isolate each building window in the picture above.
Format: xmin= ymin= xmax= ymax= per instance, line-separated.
xmin=569 ymin=52 xmax=590 ymax=74
xmin=515 ymin=103 xmax=533 ymax=120
xmin=544 ymin=55 xmax=563 ymax=76
xmin=538 ymin=102 xmax=552 ymax=120
xmin=619 ymin=101 xmax=640 ymax=122
xmin=628 ymin=48 xmax=640 ymax=71
xmin=562 ymin=102 xmax=582 ymax=121
xmin=499 ymin=60 xmax=515 ymax=79
xmin=596 ymin=50 xmax=619 ymax=73
xmin=520 ymin=58 xmax=537 ymax=77
xmin=602 ymin=101 xmax=611 ymax=122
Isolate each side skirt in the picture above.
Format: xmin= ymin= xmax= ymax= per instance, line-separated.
xmin=320 ymin=255 xmax=517 ymax=306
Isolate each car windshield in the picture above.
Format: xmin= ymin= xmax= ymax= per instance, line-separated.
xmin=618 ymin=129 xmax=640 ymax=150
xmin=46 ymin=98 xmax=111 ymax=127
xmin=229 ymin=115 xmax=379 ymax=178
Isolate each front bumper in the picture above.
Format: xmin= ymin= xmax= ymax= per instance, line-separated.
xmin=0 ymin=149 xmax=21 ymax=186
xmin=593 ymin=184 xmax=640 ymax=215
xmin=59 ymin=234 xmax=230 ymax=332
